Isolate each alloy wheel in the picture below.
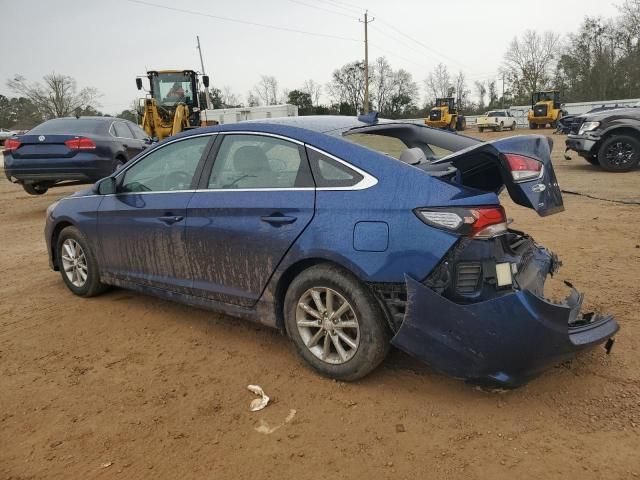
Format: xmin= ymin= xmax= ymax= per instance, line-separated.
xmin=605 ymin=141 xmax=635 ymax=166
xmin=60 ymin=238 xmax=88 ymax=288
xmin=296 ymin=287 xmax=360 ymax=364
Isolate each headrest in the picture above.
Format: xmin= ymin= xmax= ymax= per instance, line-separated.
xmin=399 ymin=147 xmax=427 ymax=165
xmin=232 ymin=145 xmax=270 ymax=172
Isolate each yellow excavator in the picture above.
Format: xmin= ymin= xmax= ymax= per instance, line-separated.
xmin=136 ymin=69 xmax=215 ymax=141
xmin=527 ymin=90 xmax=563 ymax=129
xmin=425 ymin=97 xmax=466 ymax=131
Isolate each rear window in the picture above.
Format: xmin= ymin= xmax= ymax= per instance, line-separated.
xmin=29 ymin=118 xmax=107 ymax=135
xmin=344 ymin=133 xmax=407 ymax=159
xmin=487 ymin=111 xmax=506 ymax=117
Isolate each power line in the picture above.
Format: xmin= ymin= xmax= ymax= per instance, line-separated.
xmin=285 ymin=0 xmax=358 ymax=20
xmin=125 ymin=0 xmax=360 ymax=42
xmin=316 ymin=0 xmax=362 ymax=15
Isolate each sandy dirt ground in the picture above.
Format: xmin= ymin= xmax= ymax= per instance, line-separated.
xmin=1 ymin=129 xmax=639 ymax=480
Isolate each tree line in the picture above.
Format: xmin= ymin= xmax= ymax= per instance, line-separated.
xmin=2 ymin=0 xmax=639 ymax=129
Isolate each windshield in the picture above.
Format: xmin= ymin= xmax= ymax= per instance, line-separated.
xmin=535 ymin=92 xmax=555 ymax=102
xmin=151 ymin=73 xmax=194 ymax=106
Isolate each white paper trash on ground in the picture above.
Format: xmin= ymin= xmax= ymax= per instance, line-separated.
xmin=247 ymin=384 xmax=270 ymax=411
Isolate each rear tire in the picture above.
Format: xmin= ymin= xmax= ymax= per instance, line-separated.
xmin=530 ymin=122 xmax=538 ymax=130
xmin=284 ymin=264 xmax=390 ymax=381
xmin=478 ymin=127 xmax=484 ymax=133
xmin=597 ymin=134 xmax=640 ymax=172
xmin=56 ymin=226 xmax=108 ymax=297
xmin=22 ymin=183 xmax=48 ymax=195
xmin=497 ymin=122 xmax=504 ymax=132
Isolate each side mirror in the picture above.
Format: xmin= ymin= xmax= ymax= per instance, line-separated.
xmin=136 ymin=78 xmax=143 ymax=90
xmin=95 ymin=176 xmax=116 ymax=195
xmin=202 ymin=75 xmax=210 ymax=88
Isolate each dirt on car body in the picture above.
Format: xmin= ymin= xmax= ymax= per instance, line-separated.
xmin=1 ymin=129 xmax=639 ymax=479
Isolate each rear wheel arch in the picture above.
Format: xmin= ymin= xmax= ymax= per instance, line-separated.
xmin=50 ymin=220 xmax=74 ymax=270
xmin=274 ymin=258 xmax=373 ymax=333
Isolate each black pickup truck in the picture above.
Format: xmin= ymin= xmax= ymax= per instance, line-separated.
xmin=565 ymin=105 xmax=640 ymax=172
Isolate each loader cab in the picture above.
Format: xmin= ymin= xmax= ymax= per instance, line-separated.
xmin=531 ymin=91 xmax=561 ymax=110
xmin=146 ymin=70 xmax=199 ymax=108
xmin=435 ymin=97 xmax=457 ymax=113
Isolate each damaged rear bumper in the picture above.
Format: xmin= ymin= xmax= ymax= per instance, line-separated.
xmin=390 ymin=242 xmax=619 ymax=388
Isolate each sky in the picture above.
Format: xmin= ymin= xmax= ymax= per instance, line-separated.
xmin=0 ymin=0 xmax=622 ymax=114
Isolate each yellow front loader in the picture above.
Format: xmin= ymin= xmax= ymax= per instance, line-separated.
xmin=136 ymin=70 xmax=214 ymax=141
xmin=527 ymin=90 xmax=563 ymax=129
xmin=425 ymin=97 xmax=466 ymax=131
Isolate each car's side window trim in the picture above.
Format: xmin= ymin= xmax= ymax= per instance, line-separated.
xmin=305 ymin=145 xmax=378 ymax=191
xmin=194 ymin=131 xmax=377 ymax=192
xmin=107 ymin=133 xmax=218 ymax=196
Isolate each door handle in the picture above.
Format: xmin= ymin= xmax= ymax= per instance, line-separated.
xmin=260 ymin=215 xmax=297 ymax=225
xmin=158 ymin=215 xmax=184 ymax=225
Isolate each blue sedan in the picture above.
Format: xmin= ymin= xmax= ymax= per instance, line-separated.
xmin=4 ymin=116 xmax=152 ymax=195
xmin=43 ymin=115 xmax=619 ymax=387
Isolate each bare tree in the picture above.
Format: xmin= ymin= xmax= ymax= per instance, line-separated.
xmin=372 ymin=57 xmax=394 ymax=113
xmin=424 ymin=63 xmax=453 ymax=102
xmin=474 ymin=81 xmax=487 ymax=110
xmin=487 ymin=80 xmax=498 ymax=107
xmin=302 ymin=79 xmax=322 ymax=106
xmin=502 ymin=30 xmax=560 ymax=100
xmin=7 ymin=73 xmax=100 ymax=119
xmin=246 ymin=91 xmax=261 ymax=107
xmin=327 ymin=61 xmax=366 ymax=114
xmin=253 ymin=75 xmax=280 ymax=105
xmin=221 ymin=86 xmax=240 ymax=107
xmin=452 ymin=71 xmax=470 ymax=109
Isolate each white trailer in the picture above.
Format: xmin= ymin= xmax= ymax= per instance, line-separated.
xmin=200 ymin=104 xmax=298 ymax=125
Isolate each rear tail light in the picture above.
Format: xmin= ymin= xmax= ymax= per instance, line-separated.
xmin=415 ymin=206 xmax=507 ymax=239
xmin=4 ymin=138 xmax=21 ymax=152
xmin=64 ymin=137 xmax=96 ymax=150
xmin=505 ymin=153 xmax=542 ymax=182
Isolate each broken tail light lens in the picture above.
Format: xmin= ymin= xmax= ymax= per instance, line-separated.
xmin=64 ymin=137 xmax=96 ymax=150
xmin=415 ymin=206 xmax=507 ymax=239
xmin=504 ymin=153 xmax=543 ymax=182
xmin=4 ymin=138 xmax=21 ymax=152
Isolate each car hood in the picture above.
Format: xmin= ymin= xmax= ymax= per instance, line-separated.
xmin=581 ymin=107 xmax=640 ymax=122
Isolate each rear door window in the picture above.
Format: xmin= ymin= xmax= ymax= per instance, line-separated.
xmin=113 ymin=121 xmax=134 ymax=138
xmin=207 ymin=134 xmax=312 ymax=189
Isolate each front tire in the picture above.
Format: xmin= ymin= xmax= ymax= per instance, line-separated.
xmin=284 ymin=264 xmax=390 ymax=381
xmin=597 ymin=135 xmax=640 ymax=172
xmin=23 ymin=183 xmax=48 ymax=195
xmin=510 ymin=122 xmax=516 ymax=131
xmin=56 ymin=226 xmax=108 ymax=297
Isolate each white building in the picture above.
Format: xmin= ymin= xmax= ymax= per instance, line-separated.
xmin=201 ymin=104 xmax=298 ymax=125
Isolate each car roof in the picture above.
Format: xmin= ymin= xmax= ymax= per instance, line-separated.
xmin=240 ymin=115 xmax=396 ymax=135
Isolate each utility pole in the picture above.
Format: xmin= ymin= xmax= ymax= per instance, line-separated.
xmin=196 ymin=35 xmax=212 ymax=109
xmin=359 ymin=11 xmax=374 ymax=114
xmin=502 ymin=73 xmax=506 ymax=109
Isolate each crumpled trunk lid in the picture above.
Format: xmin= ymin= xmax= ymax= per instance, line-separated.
xmin=434 ymin=135 xmax=564 ymax=217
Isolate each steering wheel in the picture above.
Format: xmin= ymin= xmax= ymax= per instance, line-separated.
xmin=163 ymin=171 xmax=192 ymax=191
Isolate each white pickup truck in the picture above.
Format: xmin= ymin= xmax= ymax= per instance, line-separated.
xmin=476 ymin=110 xmax=517 ymax=132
